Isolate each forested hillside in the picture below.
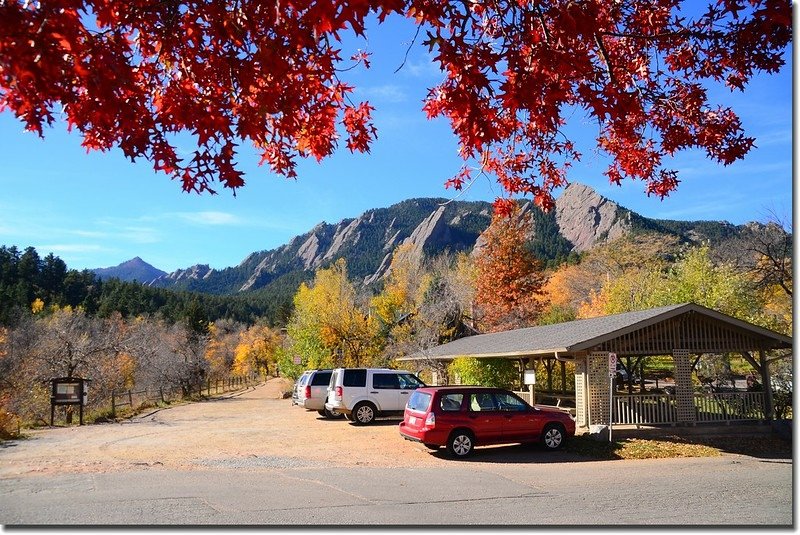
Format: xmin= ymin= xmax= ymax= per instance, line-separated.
xmin=0 ymin=246 xmax=284 ymax=328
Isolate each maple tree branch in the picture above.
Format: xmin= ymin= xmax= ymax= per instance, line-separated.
xmin=532 ymin=1 xmax=551 ymax=44
xmin=593 ymin=33 xmax=615 ymax=85
xmin=599 ymin=29 xmax=726 ymax=42
xmin=394 ymin=23 xmax=422 ymax=74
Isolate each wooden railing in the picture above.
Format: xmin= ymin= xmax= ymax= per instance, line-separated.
xmin=612 ymin=392 xmax=766 ymax=425
xmin=693 ymin=392 xmax=765 ymax=422
xmin=613 ymin=393 xmax=676 ymax=425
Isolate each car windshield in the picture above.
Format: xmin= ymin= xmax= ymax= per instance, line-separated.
xmin=406 ymin=391 xmax=432 ymax=412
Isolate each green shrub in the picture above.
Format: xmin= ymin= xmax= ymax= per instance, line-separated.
xmin=448 ymin=357 xmax=518 ymax=388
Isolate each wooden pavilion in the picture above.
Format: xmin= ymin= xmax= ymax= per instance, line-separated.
xmin=397 ymin=303 xmax=792 ymax=431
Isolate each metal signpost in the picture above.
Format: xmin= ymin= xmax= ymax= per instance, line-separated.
xmin=608 ymin=353 xmax=617 ymax=442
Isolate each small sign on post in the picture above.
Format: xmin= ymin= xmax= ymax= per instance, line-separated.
xmin=608 ymin=352 xmax=617 ymax=377
xmin=524 ymin=369 xmax=536 ymax=406
xmin=50 ymin=377 xmax=90 ymax=426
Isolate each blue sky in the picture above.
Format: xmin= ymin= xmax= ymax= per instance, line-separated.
xmin=0 ymin=14 xmax=792 ymax=273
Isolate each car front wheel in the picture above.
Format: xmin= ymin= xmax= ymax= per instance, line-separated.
xmin=447 ymin=430 xmax=474 ymax=458
xmin=352 ymin=402 xmax=376 ymax=425
xmin=541 ymin=423 xmax=566 ymax=450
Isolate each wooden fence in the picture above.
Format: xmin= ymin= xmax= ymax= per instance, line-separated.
xmin=612 ymin=392 xmax=766 ymax=425
xmin=110 ymin=374 xmax=259 ymax=417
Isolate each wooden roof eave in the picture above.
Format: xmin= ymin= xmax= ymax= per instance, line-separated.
xmin=396 ymin=347 xmax=572 ymax=361
xmin=569 ymin=303 xmax=793 ymax=352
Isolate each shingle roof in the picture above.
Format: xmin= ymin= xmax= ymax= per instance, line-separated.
xmin=398 ymin=303 xmax=792 ymax=361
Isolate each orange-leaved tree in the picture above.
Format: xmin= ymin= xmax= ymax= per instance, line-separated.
xmin=0 ymin=1 xmax=790 ymax=209
xmin=474 ymin=206 xmax=547 ymax=332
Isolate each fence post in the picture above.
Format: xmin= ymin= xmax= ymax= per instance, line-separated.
xmin=111 ymin=391 xmax=116 ymax=418
xmin=128 ymin=390 xmax=133 ymax=409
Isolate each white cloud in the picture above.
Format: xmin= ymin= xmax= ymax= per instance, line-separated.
xmin=356 ymin=84 xmax=408 ymax=103
xmin=119 ymin=226 xmax=161 ymax=244
xmin=400 ymin=58 xmax=444 ymax=79
xmin=69 ymin=229 xmax=109 ymax=239
xmin=36 ymin=243 xmax=105 ymax=254
xmin=172 ymin=211 xmax=243 ymax=226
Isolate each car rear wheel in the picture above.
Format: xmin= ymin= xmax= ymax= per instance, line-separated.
xmin=323 ymin=407 xmax=343 ymax=419
xmin=447 ymin=430 xmax=474 ymax=458
xmin=541 ymin=423 xmax=566 ymax=450
xmin=352 ymin=402 xmax=376 ymax=425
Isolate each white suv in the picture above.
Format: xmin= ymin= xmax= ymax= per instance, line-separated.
xmin=324 ymin=368 xmax=426 ymax=425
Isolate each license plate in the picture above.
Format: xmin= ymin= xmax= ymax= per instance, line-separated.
xmin=408 ymin=416 xmax=417 ymax=425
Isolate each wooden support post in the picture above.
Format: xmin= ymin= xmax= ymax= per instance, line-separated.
xmin=760 ymin=349 xmax=774 ymax=419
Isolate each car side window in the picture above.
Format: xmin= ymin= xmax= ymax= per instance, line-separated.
xmin=343 ymin=369 xmax=367 ymax=387
xmin=311 ymin=372 xmax=331 ymax=386
xmin=469 ymin=393 xmax=497 ymax=412
xmin=397 ymin=373 xmax=425 ymax=390
xmin=372 ymin=373 xmax=400 ymax=389
xmin=439 ymin=393 xmax=463 ymax=412
xmin=494 ymin=392 xmax=528 ymax=411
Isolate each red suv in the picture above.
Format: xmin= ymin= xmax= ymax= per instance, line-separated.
xmin=398 ymin=386 xmax=575 ymax=458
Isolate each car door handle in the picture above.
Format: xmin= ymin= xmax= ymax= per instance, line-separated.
xmin=400 ymin=392 xmax=409 ymax=395
xmin=370 ymin=391 xmax=379 ymax=394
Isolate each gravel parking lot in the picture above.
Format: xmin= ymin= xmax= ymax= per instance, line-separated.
xmin=0 ymin=377 xmax=492 ymax=477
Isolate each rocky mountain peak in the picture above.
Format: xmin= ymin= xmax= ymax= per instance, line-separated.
xmin=554 ymin=182 xmax=631 ymax=252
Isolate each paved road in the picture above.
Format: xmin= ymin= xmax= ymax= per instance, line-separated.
xmin=1 ymin=456 xmax=793 ymax=525
xmin=0 ymin=381 xmax=792 ymax=526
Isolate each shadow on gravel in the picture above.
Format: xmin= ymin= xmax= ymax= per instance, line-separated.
xmin=678 ymin=435 xmax=792 ymax=460
xmin=346 ymin=419 xmax=403 ymax=427
xmin=426 ymin=443 xmax=590 ymax=464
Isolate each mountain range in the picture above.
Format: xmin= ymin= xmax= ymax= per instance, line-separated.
xmin=92 ymin=183 xmax=760 ymax=296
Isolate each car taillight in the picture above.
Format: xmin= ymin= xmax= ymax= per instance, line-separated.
xmin=425 ymin=412 xmax=435 ymax=428
xmin=335 ymin=386 xmax=343 ymax=398
xmin=304 ymin=386 xmax=311 ymax=398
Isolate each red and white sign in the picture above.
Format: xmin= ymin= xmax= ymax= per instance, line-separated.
xmin=608 ymin=353 xmax=617 ymax=376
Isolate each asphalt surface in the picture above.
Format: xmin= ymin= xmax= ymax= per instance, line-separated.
xmin=0 ymin=381 xmax=793 ymax=527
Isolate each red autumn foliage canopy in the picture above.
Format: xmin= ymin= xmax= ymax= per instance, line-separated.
xmin=0 ymin=0 xmax=790 ymax=210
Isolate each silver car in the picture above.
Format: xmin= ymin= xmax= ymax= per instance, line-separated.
xmin=296 ymin=369 xmax=343 ymax=419
xmin=291 ymin=371 xmax=313 ymax=407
